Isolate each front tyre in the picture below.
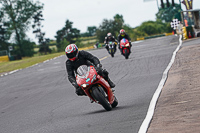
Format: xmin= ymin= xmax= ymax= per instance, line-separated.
xmin=125 ymin=49 xmax=129 ymax=59
xmin=111 ymin=52 xmax=114 ymax=57
xmin=92 ymin=87 xmax=112 ymax=111
xmin=111 ymin=96 xmax=118 ymax=108
xmin=110 ymin=48 xmax=114 ymax=57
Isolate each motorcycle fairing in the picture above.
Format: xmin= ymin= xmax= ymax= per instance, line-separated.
xmin=122 ymin=47 xmax=130 ymax=54
xmin=76 ymin=65 xmax=115 ymax=104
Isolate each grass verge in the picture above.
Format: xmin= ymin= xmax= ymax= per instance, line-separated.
xmin=0 ymin=52 xmax=64 ymax=74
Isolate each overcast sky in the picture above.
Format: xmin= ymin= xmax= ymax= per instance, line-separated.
xmin=27 ymin=0 xmax=200 ymax=43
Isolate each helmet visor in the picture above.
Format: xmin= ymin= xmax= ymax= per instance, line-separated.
xmin=66 ymin=51 xmax=77 ymax=59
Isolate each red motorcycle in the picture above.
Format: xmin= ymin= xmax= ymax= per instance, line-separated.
xmin=76 ymin=65 xmax=118 ymax=111
xmin=120 ymin=38 xmax=131 ymax=59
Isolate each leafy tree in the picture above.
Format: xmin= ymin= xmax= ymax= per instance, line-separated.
xmin=96 ymin=19 xmax=114 ymax=42
xmin=137 ymin=21 xmax=160 ymax=35
xmin=156 ymin=2 xmax=182 ymax=22
xmin=0 ymin=0 xmax=43 ymax=56
xmin=56 ymin=37 xmax=69 ymax=52
xmin=136 ymin=20 xmax=172 ymax=36
xmin=0 ymin=21 xmax=6 ymax=40
xmin=122 ymin=24 xmax=139 ymax=41
xmin=63 ymin=20 xmax=80 ymax=43
xmin=80 ymin=32 xmax=90 ymax=37
xmin=32 ymin=11 xmax=45 ymax=44
xmin=0 ymin=11 xmax=11 ymax=51
xmin=114 ymin=14 xmax=124 ymax=24
xmin=0 ymin=25 xmax=8 ymax=50
xmin=38 ymin=41 xmax=52 ymax=55
xmin=132 ymin=28 xmax=147 ymax=40
xmin=96 ymin=14 xmax=124 ymax=42
xmin=55 ymin=19 xmax=81 ymax=52
xmin=20 ymin=40 xmax=35 ymax=57
xmin=113 ymin=14 xmax=124 ymax=34
xmin=32 ymin=11 xmax=51 ymax=55
xmin=80 ymin=26 xmax=97 ymax=37
xmin=87 ymin=26 xmax=97 ymax=36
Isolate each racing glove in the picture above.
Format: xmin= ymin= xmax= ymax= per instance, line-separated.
xmin=129 ymin=41 xmax=132 ymax=47
xmin=75 ymin=86 xmax=86 ymax=96
xmin=96 ymin=64 xmax=103 ymax=73
xmin=72 ymin=82 xmax=79 ymax=89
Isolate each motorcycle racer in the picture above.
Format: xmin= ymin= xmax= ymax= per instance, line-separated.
xmin=117 ymin=29 xmax=132 ymax=53
xmin=104 ymin=33 xmax=118 ymax=52
xmin=65 ymin=44 xmax=115 ymax=96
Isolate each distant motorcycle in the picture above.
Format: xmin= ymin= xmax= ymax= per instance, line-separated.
xmin=119 ymin=38 xmax=131 ymax=59
xmin=76 ymin=65 xmax=118 ymax=111
xmin=108 ymin=41 xmax=117 ymax=57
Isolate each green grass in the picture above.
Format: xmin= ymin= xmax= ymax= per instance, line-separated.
xmin=0 ymin=36 xmax=98 ymax=75
xmin=0 ymin=52 xmax=64 ymax=74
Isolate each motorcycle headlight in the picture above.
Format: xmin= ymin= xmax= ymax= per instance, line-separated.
xmin=91 ymin=74 xmax=97 ymax=83
xmin=125 ymin=43 xmax=130 ymax=47
xmin=81 ymin=84 xmax=89 ymax=88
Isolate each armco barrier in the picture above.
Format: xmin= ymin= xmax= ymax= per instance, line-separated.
xmin=136 ymin=37 xmax=145 ymax=41
xmin=0 ymin=55 xmax=9 ymax=62
xmin=182 ymin=26 xmax=188 ymax=40
xmin=136 ymin=33 xmax=173 ymax=41
xmin=144 ymin=34 xmax=165 ymax=39
xmin=165 ymin=33 xmax=173 ymax=36
xmin=79 ymin=46 xmax=94 ymax=50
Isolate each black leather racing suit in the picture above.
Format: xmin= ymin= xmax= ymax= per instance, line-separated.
xmin=104 ymin=36 xmax=118 ymax=51
xmin=66 ymin=50 xmax=110 ymax=90
xmin=104 ymin=36 xmax=118 ymax=44
xmin=117 ymin=33 xmax=131 ymax=43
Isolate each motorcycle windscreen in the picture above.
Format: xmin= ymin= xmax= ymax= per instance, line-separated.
xmin=77 ymin=65 xmax=89 ymax=78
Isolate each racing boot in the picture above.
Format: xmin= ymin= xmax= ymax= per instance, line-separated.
xmin=129 ymin=43 xmax=132 ymax=53
xmin=107 ymin=78 xmax=115 ymax=92
xmin=101 ymin=69 xmax=115 ymax=91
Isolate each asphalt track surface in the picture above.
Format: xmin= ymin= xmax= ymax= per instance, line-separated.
xmin=0 ymin=35 xmax=180 ymax=133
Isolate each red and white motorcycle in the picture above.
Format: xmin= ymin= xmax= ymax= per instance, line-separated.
xmin=120 ymin=38 xmax=131 ymax=59
xmin=76 ymin=65 xmax=118 ymax=111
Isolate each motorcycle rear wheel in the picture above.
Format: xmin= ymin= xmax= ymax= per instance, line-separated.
xmin=92 ymin=87 xmax=112 ymax=111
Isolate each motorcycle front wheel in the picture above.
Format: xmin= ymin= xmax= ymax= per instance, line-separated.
xmin=92 ymin=86 xmax=112 ymax=111
xmin=125 ymin=49 xmax=129 ymax=59
xmin=111 ymin=96 xmax=118 ymax=108
xmin=109 ymin=49 xmax=114 ymax=57
xmin=111 ymin=52 xmax=114 ymax=57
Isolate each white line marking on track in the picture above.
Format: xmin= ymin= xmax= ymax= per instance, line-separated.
xmin=138 ymin=35 xmax=183 ymax=133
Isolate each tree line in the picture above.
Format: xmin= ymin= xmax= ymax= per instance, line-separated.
xmin=0 ymin=0 xmax=43 ymax=58
xmin=0 ymin=0 xmax=181 ymax=58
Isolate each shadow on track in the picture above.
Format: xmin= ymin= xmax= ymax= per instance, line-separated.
xmin=82 ymin=105 xmax=134 ymax=115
